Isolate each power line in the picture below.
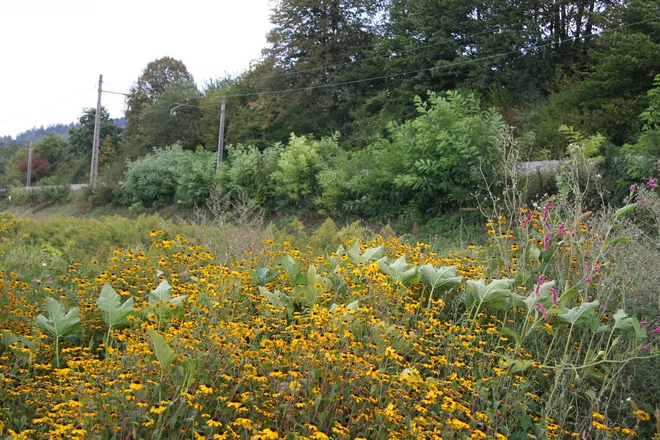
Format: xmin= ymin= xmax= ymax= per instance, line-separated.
xmin=223 ymin=15 xmax=660 ymax=99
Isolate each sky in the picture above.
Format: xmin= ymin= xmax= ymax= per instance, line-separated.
xmin=0 ymin=0 xmax=273 ymax=138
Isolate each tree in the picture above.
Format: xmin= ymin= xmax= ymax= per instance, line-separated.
xmin=18 ymin=154 xmax=49 ymax=184
xmin=33 ymin=133 xmax=71 ymax=172
xmin=138 ymin=79 xmax=202 ymax=150
xmin=68 ymin=107 xmax=122 ymax=157
xmin=124 ymin=57 xmax=194 ymax=141
xmin=250 ymin=0 xmax=387 ymax=141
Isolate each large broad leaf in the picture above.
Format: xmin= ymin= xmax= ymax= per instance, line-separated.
xmin=251 ymin=268 xmax=279 ymax=286
xmin=612 ymin=309 xmax=634 ymax=332
xmin=35 ymin=297 xmax=81 ymax=340
xmin=258 ymin=286 xmax=286 ymax=309
xmin=148 ymin=280 xmax=187 ymax=308
xmin=147 ymin=329 xmax=175 ymax=370
xmin=282 ymin=255 xmax=306 ymax=286
xmin=512 ymin=280 xmax=557 ymax=311
xmin=419 ymin=265 xmax=462 ymax=289
xmin=97 ymin=283 xmax=134 ymax=329
xmin=466 ymin=279 xmax=514 ymax=310
xmin=378 ymin=256 xmax=419 ymax=284
xmin=300 ymin=265 xmax=331 ymax=307
xmin=346 ymin=240 xmax=384 ymax=264
xmin=558 ymin=300 xmax=599 ymax=328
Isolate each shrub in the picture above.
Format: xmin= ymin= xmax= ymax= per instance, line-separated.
xmin=122 ymin=144 xmax=214 ymax=208
xmin=176 ymin=148 xmax=216 ymax=207
xmin=346 ymin=91 xmax=514 ymax=217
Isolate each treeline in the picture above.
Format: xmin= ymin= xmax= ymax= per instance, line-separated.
xmin=2 ymin=0 xmax=660 ymax=223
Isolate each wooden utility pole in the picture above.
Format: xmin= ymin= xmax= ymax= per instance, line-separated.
xmin=90 ymin=74 xmax=103 ymax=186
xmin=216 ymin=95 xmax=226 ymax=175
xmin=26 ymin=141 xmax=33 ymax=188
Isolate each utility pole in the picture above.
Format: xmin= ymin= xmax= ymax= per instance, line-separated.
xmin=26 ymin=141 xmax=33 ymax=188
xmin=216 ymin=95 xmax=226 ymax=175
xmin=90 ymin=74 xmax=103 ymax=186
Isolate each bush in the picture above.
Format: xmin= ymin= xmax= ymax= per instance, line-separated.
xmin=122 ymin=144 xmax=215 ymax=208
xmin=176 ymin=148 xmax=216 ymax=207
xmin=346 ymin=91 xmax=513 ymax=217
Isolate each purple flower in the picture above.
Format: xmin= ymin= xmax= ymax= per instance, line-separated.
xmin=650 ymin=327 xmax=660 ymax=335
xmin=522 ymin=211 xmax=533 ymax=227
xmin=550 ymin=287 xmax=558 ymax=306
xmin=536 ymin=302 xmax=548 ymax=320
xmin=543 ymin=201 xmax=552 ymax=223
xmin=593 ymin=264 xmax=601 ymax=272
xmin=544 ymin=234 xmax=552 ymax=251
xmin=641 ymin=344 xmax=652 ymax=353
xmin=535 ymin=274 xmax=545 ymax=296
xmin=630 ymin=184 xmax=636 ymax=191
xmin=648 ymin=178 xmax=658 ymax=189
xmin=557 ymin=223 xmax=566 ymax=238
xmin=640 ymin=321 xmax=648 ymax=327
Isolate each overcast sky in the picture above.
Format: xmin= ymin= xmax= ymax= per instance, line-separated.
xmin=0 ymin=0 xmax=273 ymax=138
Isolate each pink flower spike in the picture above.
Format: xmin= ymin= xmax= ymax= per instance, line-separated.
xmin=586 ymin=276 xmax=592 ymax=283
xmin=641 ymin=344 xmax=652 ymax=353
xmin=650 ymin=327 xmax=660 ymax=335
xmin=544 ymin=234 xmax=551 ymax=251
xmin=536 ymin=302 xmax=548 ymax=320
xmin=640 ymin=321 xmax=648 ymax=327
xmin=557 ymin=223 xmax=566 ymax=238
xmin=630 ymin=184 xmax=636 ymax=191
xmin=639 ymin=199 xmax=647 ymax=204
xmin=585 ymin=265 xmax=590 ymax=272
xmin=522 ymin=211 xmax=533 ymax=227
xmin=550 ymin=287 xmax=558 ymax=306
xmin=593 ymin=264 xmax=601 ymax=272
xmin=543 ymin=201 xmax=552 ymax=223
xmin=535 ymin=274 xmax=545 ymax=296
xmin=648 ymin=178 xmax=658 ymax=189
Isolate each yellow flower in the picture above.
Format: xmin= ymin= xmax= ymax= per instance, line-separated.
xmin=149 ymin=405 xmax=166 ymax=415
xmin=634 ymin=409 xmax=651 ymax=421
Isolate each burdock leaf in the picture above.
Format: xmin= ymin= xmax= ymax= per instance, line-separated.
xmin=97 ymin=283 xmax=134 ymax=329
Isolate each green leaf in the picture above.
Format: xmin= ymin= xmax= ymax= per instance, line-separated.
xmin=558 ymin=288 xmax=579 ymax=309
xmin=419 ymin=264 xmax=462 ymax=289
xmin=608 ymin=236 xmax=632 ymax=245
xmin=258 ymin=286 xmax=286 ymax=308
xmin=147 ymin=329 xmax=175 ymax=370
xmin=282 ymin=255 xmax=306 ymax=286
xmin=612 ymin=309 xmax=634 ymax=332
xmin=501 ymin=327 xmax=522 ymax=347
xmin=378 ymin=256 xmax=419 ymax=284
xmin=148 ymin=279 xmax=187 ymax=308
xmin=97 ymin=283 xmax=134 ymax=329
xmin=615 ymin=203 xmax=637 ymax=218
xmin=558 ymin=300 xmax=599 ymax=328
xmin=251 ymin=268 xmax=279 ymax=286
xmin=529 ymin=244 xmax=541 ymax=264
xmin=466 ymin=278 xmax=514 ymax=310
xmin=35 ymin=297 xmax=81 ymax=341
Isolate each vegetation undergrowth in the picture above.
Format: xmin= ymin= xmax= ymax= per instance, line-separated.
xmin=1 ymin=162 xmax=660 ymax=439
